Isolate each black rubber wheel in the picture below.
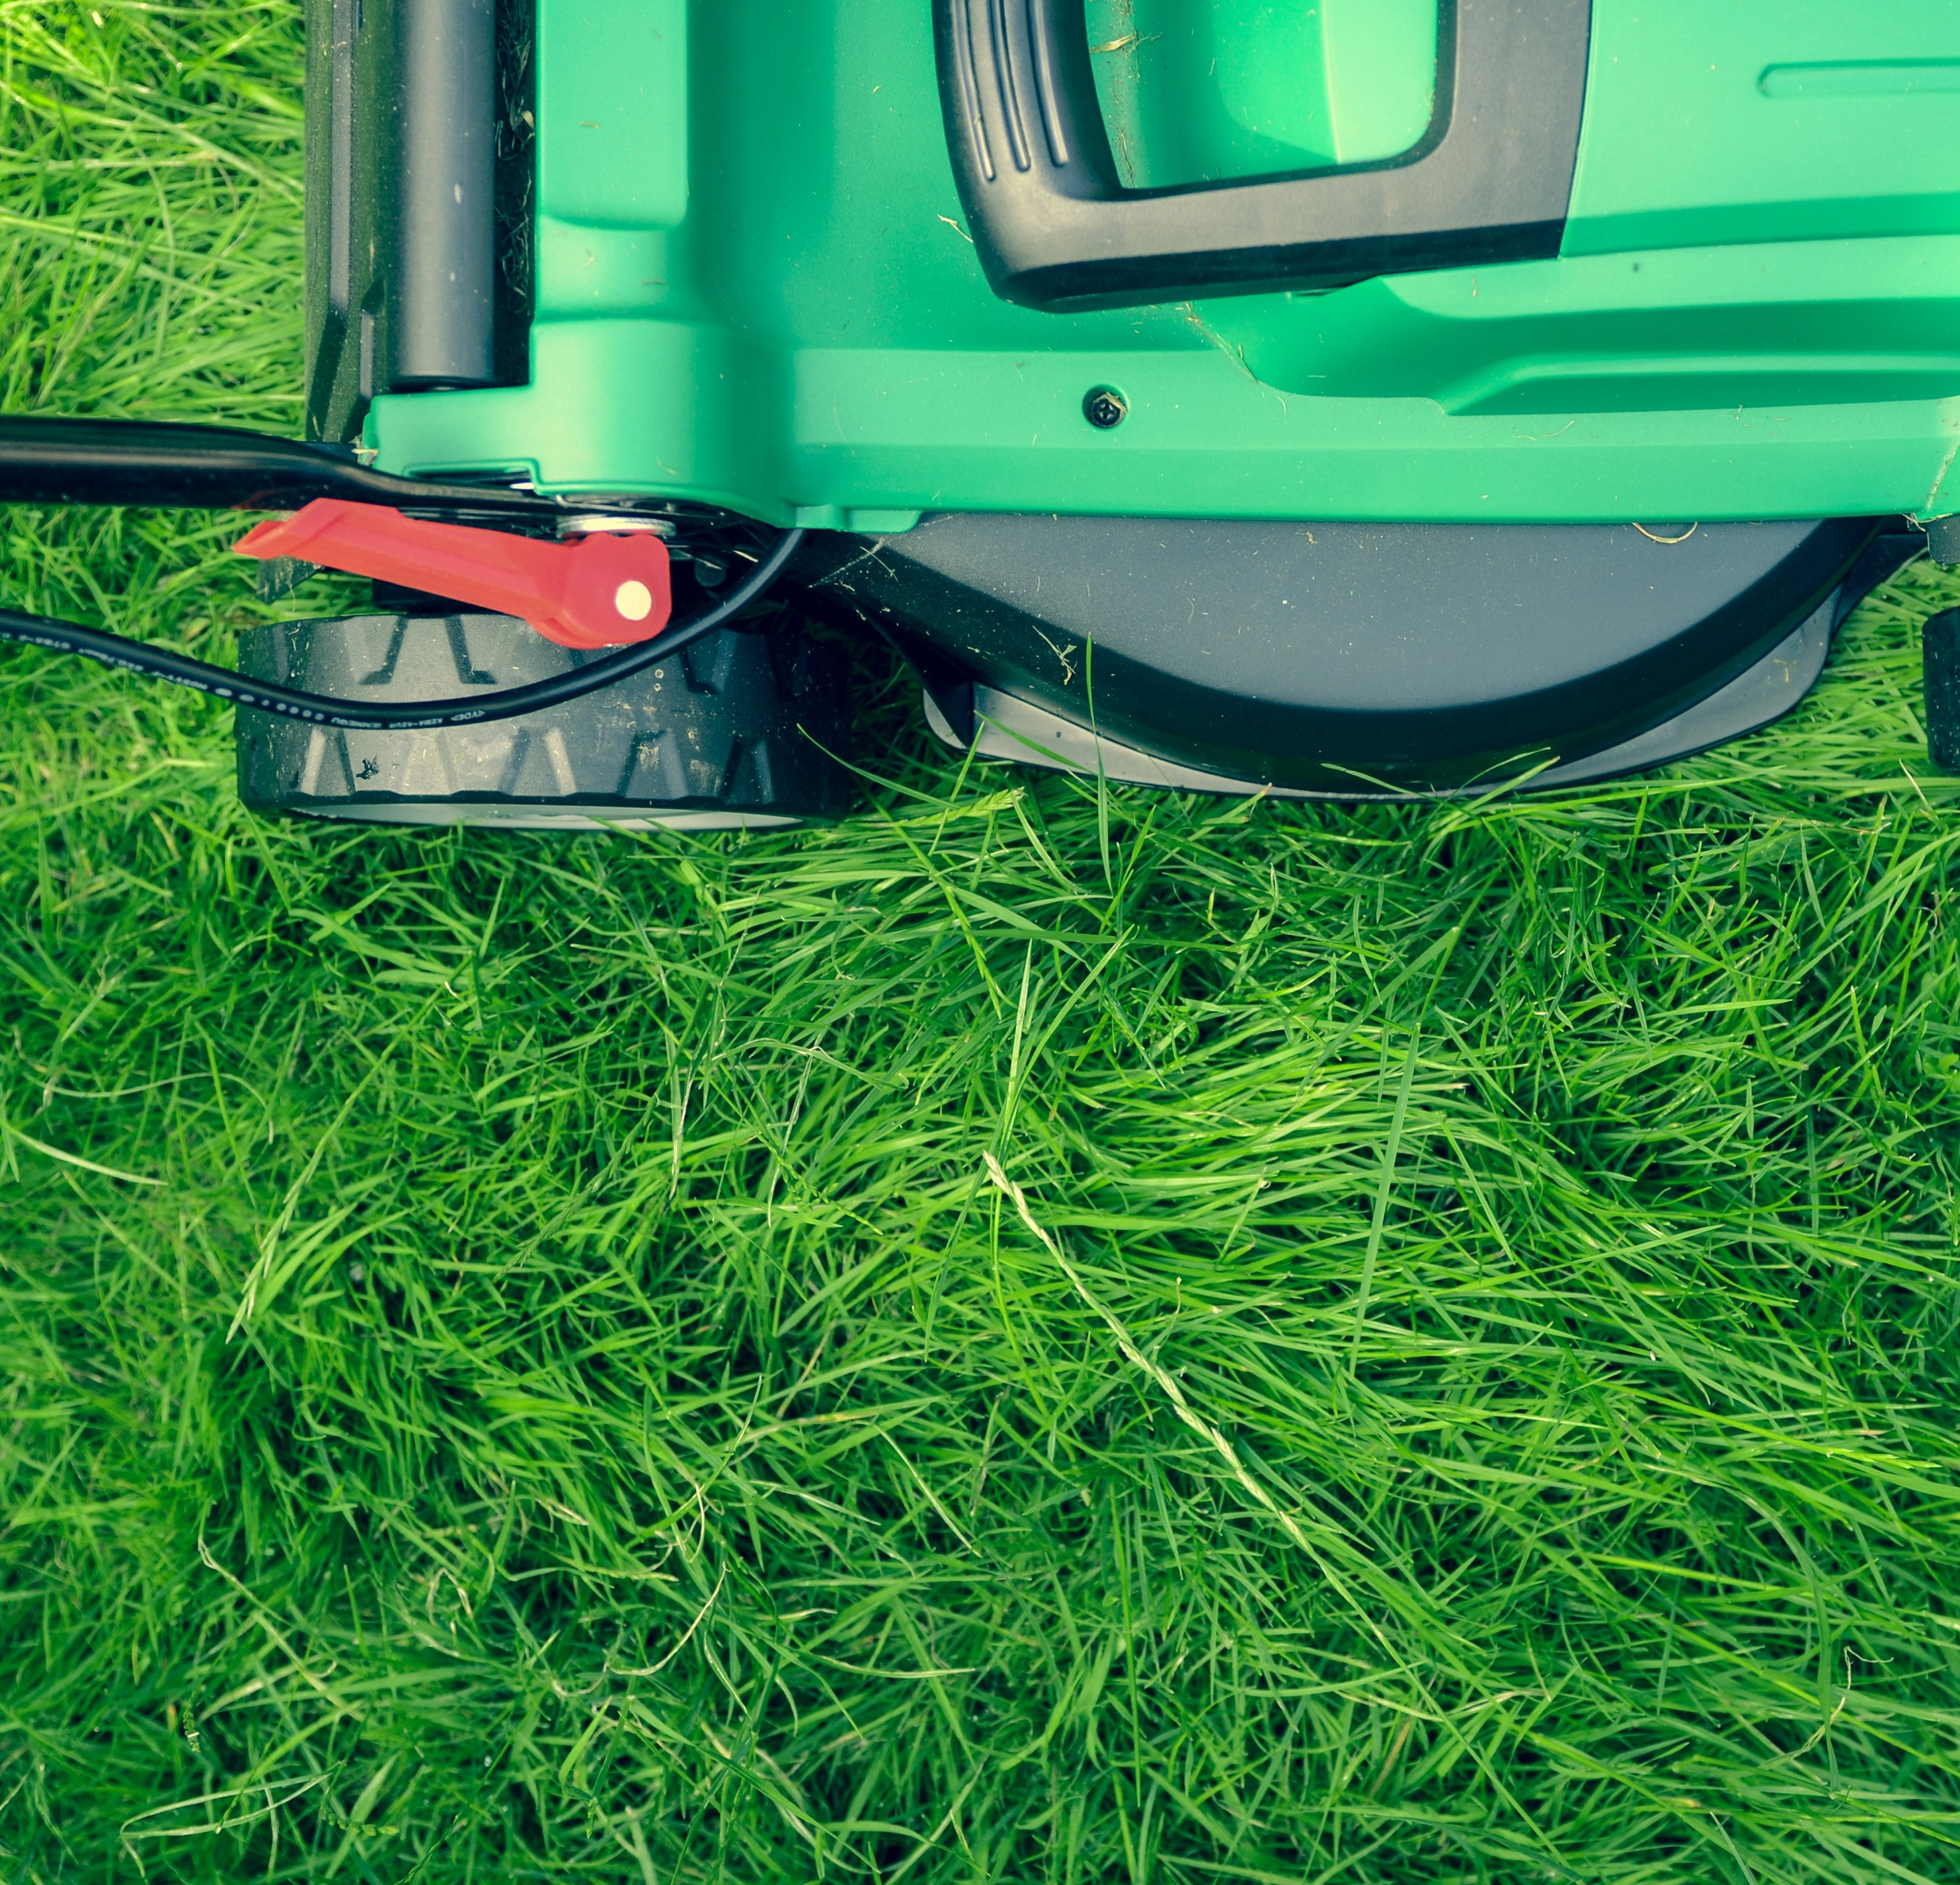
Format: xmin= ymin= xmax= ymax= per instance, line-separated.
xmin=1928 ymin=609 xmax=1960 ymax=775
xmin=235 ymin=611 xmax=851 ymax=828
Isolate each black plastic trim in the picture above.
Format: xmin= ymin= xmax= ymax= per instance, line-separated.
xmin=801 ymin=513 xmax=1883 ymax=793
xmin=391 ymin=0 xmax=498 ymax=388
xmin=1928 ymin=610 xmax=1960 ymax=773
xmin=492 ymin=0 xmax=538 ymax=388
xmin=934 ymin=0 xmax=1592 ymax=311
xmin=304 ymin=0 xmax=527 ymax=442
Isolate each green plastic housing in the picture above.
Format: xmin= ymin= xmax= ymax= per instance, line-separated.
xmin=366 ymin=0 xmax=1960 ymax=528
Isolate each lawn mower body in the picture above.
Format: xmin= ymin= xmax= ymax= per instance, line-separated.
xmin=262 ymin=0 xmax=1960 ymax=817
xmin=331 ymin=0 xmax=1960 ymax=527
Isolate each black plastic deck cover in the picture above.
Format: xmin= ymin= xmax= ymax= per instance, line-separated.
xmin=803 ymin=513 xmax=1881 ymax=791
xmin=935 ymin=0 xmax=1593 ymax=311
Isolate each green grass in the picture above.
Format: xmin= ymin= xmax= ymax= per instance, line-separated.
xmin=5 ymin=7 xmax=1960 ymax=1882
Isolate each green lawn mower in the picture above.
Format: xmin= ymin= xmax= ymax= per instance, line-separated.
xmin=5 ymin=0 xmax=1960 ymax=825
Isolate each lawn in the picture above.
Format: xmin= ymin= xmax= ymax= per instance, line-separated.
xmin=3 ymin=6 xmax=1960 ymax=1882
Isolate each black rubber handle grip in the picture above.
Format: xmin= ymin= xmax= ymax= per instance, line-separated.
xmin=934 ymin=0 xmax=1592 ymax=312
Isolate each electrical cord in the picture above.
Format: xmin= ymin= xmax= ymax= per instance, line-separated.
xmin=0 ymin=527 xmax=806 ymax=731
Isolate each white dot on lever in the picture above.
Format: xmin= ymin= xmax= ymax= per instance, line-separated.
xmin=613 ymin=580 xmax=654 ymax=622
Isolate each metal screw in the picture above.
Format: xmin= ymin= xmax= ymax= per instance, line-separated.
xmin=1083 ymin=386 xmax=1128 ymax=430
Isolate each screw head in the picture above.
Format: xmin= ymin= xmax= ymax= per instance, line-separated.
xmin=1083 ymin=385 xmax=1128 ymax=430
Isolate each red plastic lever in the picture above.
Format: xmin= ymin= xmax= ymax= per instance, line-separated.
xmin=233 ymin=499 xmax=672 ymax=650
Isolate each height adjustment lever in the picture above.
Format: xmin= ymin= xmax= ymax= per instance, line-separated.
xmin=234 ymin=500 xmax=674 ymax=649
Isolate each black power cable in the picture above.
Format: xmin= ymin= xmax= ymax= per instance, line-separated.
xmin=0 ymin=528 xmax=805 ymax=731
